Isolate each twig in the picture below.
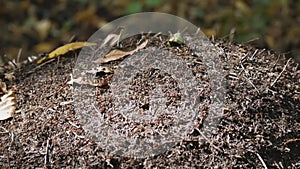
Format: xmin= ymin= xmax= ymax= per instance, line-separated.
xmin=240 ymin=53 xmax=249 ymax=61
xmin=243 ymin=75 xmax=260 ymax=93
xmin=17 ymin=48 xmax=22 ymax=63
xmin=105 ymin=159 xmax=114 ymax=168
xmin=7 ymin=132 xmax=15 ymax=169
xmin=242 ymin=37 xmax=260 ymax=44
xmin=283 ymin=138 xmax=300 ymax=145
xmin=0 ymin=126 xmax=9 ymax=134
xmin=68 ymin=121 xmax=80 ymax=129
xmin=256 ymin=153 xmax=268 ymax=169
xmin=46 ymin=78 xmax=70 ymax=98
xmin=250 ymin=49 xmax=258 ymax=60
xmin=272 ymin=54 xmax=281 ymax=69
xmin=195 ymin=128 xmax=223 ymax=153
xmin=271 ymin=58 xmax=291 ymax=87
xmin=240 ymin=62 xmax=250 ymax=76
xmin=240 ymin=62 xmax=260 ymax=93
xmin=92 ymin=103 xmax=101 ymax=114
xmin=27 ymin=58 xmax=55 ymax=75
xmin=44 ymin=138 xmax=50 ymax=166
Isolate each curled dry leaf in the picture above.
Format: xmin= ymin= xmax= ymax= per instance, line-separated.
xmin=0 ymin=88 xmax=17 ymax=120
xmin=94 ymin=40 xmax=148 ymax=64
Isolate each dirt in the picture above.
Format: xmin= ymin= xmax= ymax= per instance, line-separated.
xmin=0 ymin=35 xmax=299 ymax=168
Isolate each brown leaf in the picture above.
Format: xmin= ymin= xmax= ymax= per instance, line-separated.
xmin=4 ymin=73 xmax=15 ymax=84
xmin=94 ymin=40 xmax=148 ymax=64
xmin=0 ymin=81 xmax=7 ymax=94
xmin=0 ymin=88 xmax=17 ymax=120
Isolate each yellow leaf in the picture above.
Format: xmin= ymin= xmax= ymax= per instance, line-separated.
xmin=48 ymin=42 xmax=96 ymax=59
xmin=37 ymin=42 xmax=96 ymax=64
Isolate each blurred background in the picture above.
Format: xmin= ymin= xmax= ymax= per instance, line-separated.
xmin=0 ymin=0 xmax=299 ymax=65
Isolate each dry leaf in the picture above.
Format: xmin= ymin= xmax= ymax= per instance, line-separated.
xmin=37 ymin=42 xmax=96 ymax=64
xmin=0 ymin=73 xmax=14 ymax=94
xmin=0 ymin=88 xmax=17 ymax=120
xmin=4 ymin=73 xmax=15 ymax=84
xmin=69 ymin=76 xmax=108 ymax=87
xmin=100 ymin=27 xmax=124 ymax=48
xmin=85 ymin=66 xmax=114 ymax=74
xmin=0 ymin=80 xmax=7 ymax=94
xmin=94 ymin=40 xmax=148 ymax=64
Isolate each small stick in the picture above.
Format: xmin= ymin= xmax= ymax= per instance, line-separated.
xmin=283 ymin=138 xmax=300 ymax=145
xmin=271 ymin=58 xmax=291 ymax=87
xmin=0 ymin=126 xmax=9 ymax=134
xmin=240 ymin=62 xmax=249 ymax=75
xmin=243 ymin=75 xmax=260 ymax=93
xmin=240 ymin=63 xmax=259 ymax=93
xmin=68 ymin=121 xmax=80 ymax=129
xmin=250 ymin=49 xmax=258 ymax=60
xmin=256 ymin=153 xmax=268 ymax=169
xmin=17 ymin=48 xmax=22 ymax=63
xmin=240 ymin=53 xmax=249 ymax=61
xmin=243 ymin=37 xmax=260 ymax=44
xmin=92 ymin=103 xmax=101 ymax=114
xmin=27 ymin=58 xmax=55 ymax=74
xmin=195 ymin=128 xmax=223 ymax=153
xmin=272 ymin=54 xmax=281 ymax=69
xmin=44 ymin=139 xmax=50 ymax=166
xmin=241 ymin=63 xmax=259 ymax=93
xmin=45 ymin=80 xmax=69 ymax=98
